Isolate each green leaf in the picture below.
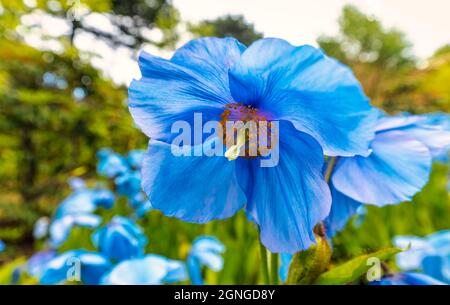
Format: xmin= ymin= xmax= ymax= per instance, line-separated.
xmin=314 ymin=247 xmax=402 ymax=285
xmin=287 ymin=235 xmax=332 ymax=285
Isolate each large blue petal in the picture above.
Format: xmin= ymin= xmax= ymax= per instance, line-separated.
xmin=332 ymin=130 xmax=432 ymax=205
xmin=171 ymin=37 xmax=246 ymax=92
xmin=324 ymin=183 xmax=362 ymax=238
xmin=237 ymin=121 xmax=331 ymax=253
xmin=229 ymin=38 xmax=376 ymax=157
xmin=141 ymin=139 xmax=246 ymax=223
xmin=129 ymin=39 xmax=243 ymax=142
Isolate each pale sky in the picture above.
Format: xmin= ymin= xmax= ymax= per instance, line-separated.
xmin=173 ymin=0 xmax=450 ymax=59
xmin=18 ymin=0 xmax=450 ymax=85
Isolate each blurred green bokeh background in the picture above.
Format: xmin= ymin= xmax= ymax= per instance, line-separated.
xmin=0 ymin=1 xmax=449 ymax=284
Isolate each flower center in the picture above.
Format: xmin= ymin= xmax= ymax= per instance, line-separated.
xmin=219 ymin=103 xmax=276 ymax=160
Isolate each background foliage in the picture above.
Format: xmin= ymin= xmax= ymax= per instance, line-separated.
xmin=0 ymin=1 xmax=448 ymax=284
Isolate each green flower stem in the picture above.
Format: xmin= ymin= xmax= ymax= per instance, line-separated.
xmin=270 ymin=252 xmax=279 ymax=285
xmin=324 ymin=156 xmax=337 ymax=183
xmin=259 ymin=238 xmax=270 ymax=285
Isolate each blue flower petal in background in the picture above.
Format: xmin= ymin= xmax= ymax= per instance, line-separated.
xmin=324 ymin=183 xmax=362 ymax=238
xmin=92 ymin=189 xmax=115 ymax=209
xmin=91 ymin=216 xmax=147 ymax=262
xmin=101 ymin=254 xmax=181 ymax=285
xmin=40 ymin=250 xmax=111 ymax=285
xmin=54 ymin=189 xmax=98 ymax=218
xmin=115 ymin=171 xmax=142 ymax=198
xmin=0 ymin=240 xmax=5 ymax=253
xmin=150 ymin=254 xmax=188 ymax=284
xmin=376 ymin=114 xmax=450 ymax=158
xmin=394 ymin=230 xmax=450 ymax=283
xmin=187 ymin=236 xmax=225 ymax=285
xmin=127 ymin=149 xmax=145 ymax=169
xmin=279 ymin=253 xmax=293 ymax=283
xmin=96 ymin=148 xmax=129 ymax=178
xmin=68 ymin=177 xmax=86 ymax=191
xmin=394 ymin=235 xmax=431 ymax=270
xmin=27 ymin=250 xmax=57 ymax=277
xmin=49 ymin=214 xmax=102 ymax=248
xmin=333 ymin=129 xmax=431 ymax=206
xmin=371 ymin=272 xmax=445 ymax=285
xmin=33 ymin=217 xmax=50 ymax=239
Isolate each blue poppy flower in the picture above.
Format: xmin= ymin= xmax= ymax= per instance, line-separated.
xmin=394 ymin=230 xmax=450 ymax=283
xmin=101 ymin=254 xmax=187 ymax=285
xmin=279 ymin=253 xmax=293 ymax=283
xmin=127 ymin=150 xmax=145 ymax=169
xmin=0 ymin=240 xmax=5 ymax=253
xmin=129 ymin=37 xmax=377 ymax=253
xmin=27 ymin=250 xmax=57 ymax=277
xmin=91 ymin=216 xmax=148 ymax=262
xmin=33 ymin=217 xmax=50 ymax=239
xmin=371 ymin=272 xmax=445 ymax=285
xmin=49 ymin=214 xmax=102 ymax=248
xmin=96 ymin=148 xmax=129 ymax=178
xmin=187 ymin=236 xmax=225 ymax=285
xmin=40 ymin=250 xmax=111 ymax=285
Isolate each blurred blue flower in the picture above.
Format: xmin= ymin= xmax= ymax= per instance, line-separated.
xmin=394 ymin=230 xmax=450 ymax=283
xmin=101 ymin=254 xmax=187 ymax=285
xmin=27 ymin=250 xmax=57 ymax=277
xmin=40 ymin=250 xmax=111 ymax=285
xmin=68 ymin=177 xmax=86 ymax=190
xmin=187 ymin=236 xmax=225 ymax=285
xmin=55 ymin=188 xmax=114 ymax=218
xmin=92 ymin=189 xmax=115 ymax=209
xmin=127 ymin=150 xmax=145 ymax=169
xmin=96 ymin=148 xmax=129 ymax=178
xmin=91 ymin=216 xmax=148 ymax=261
xmin=33 ymin=217 xmax=50 ymax=239
xmin=50 ymin=214 xmax=102 ymax=248
xmin=130 ymin=37 xmax=377 ymax=253
xmin=371 ymin=272 xmax=445 ymax=285
xmin=131 ymin=194 xmax=153 ymax=217
xmin=115 ymin=171 xmax=141 ymax=198
xmin=0 ymin=240 xmax=5 ymax=253
xmin=279 ymin=253 xmax=293 ymax=283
